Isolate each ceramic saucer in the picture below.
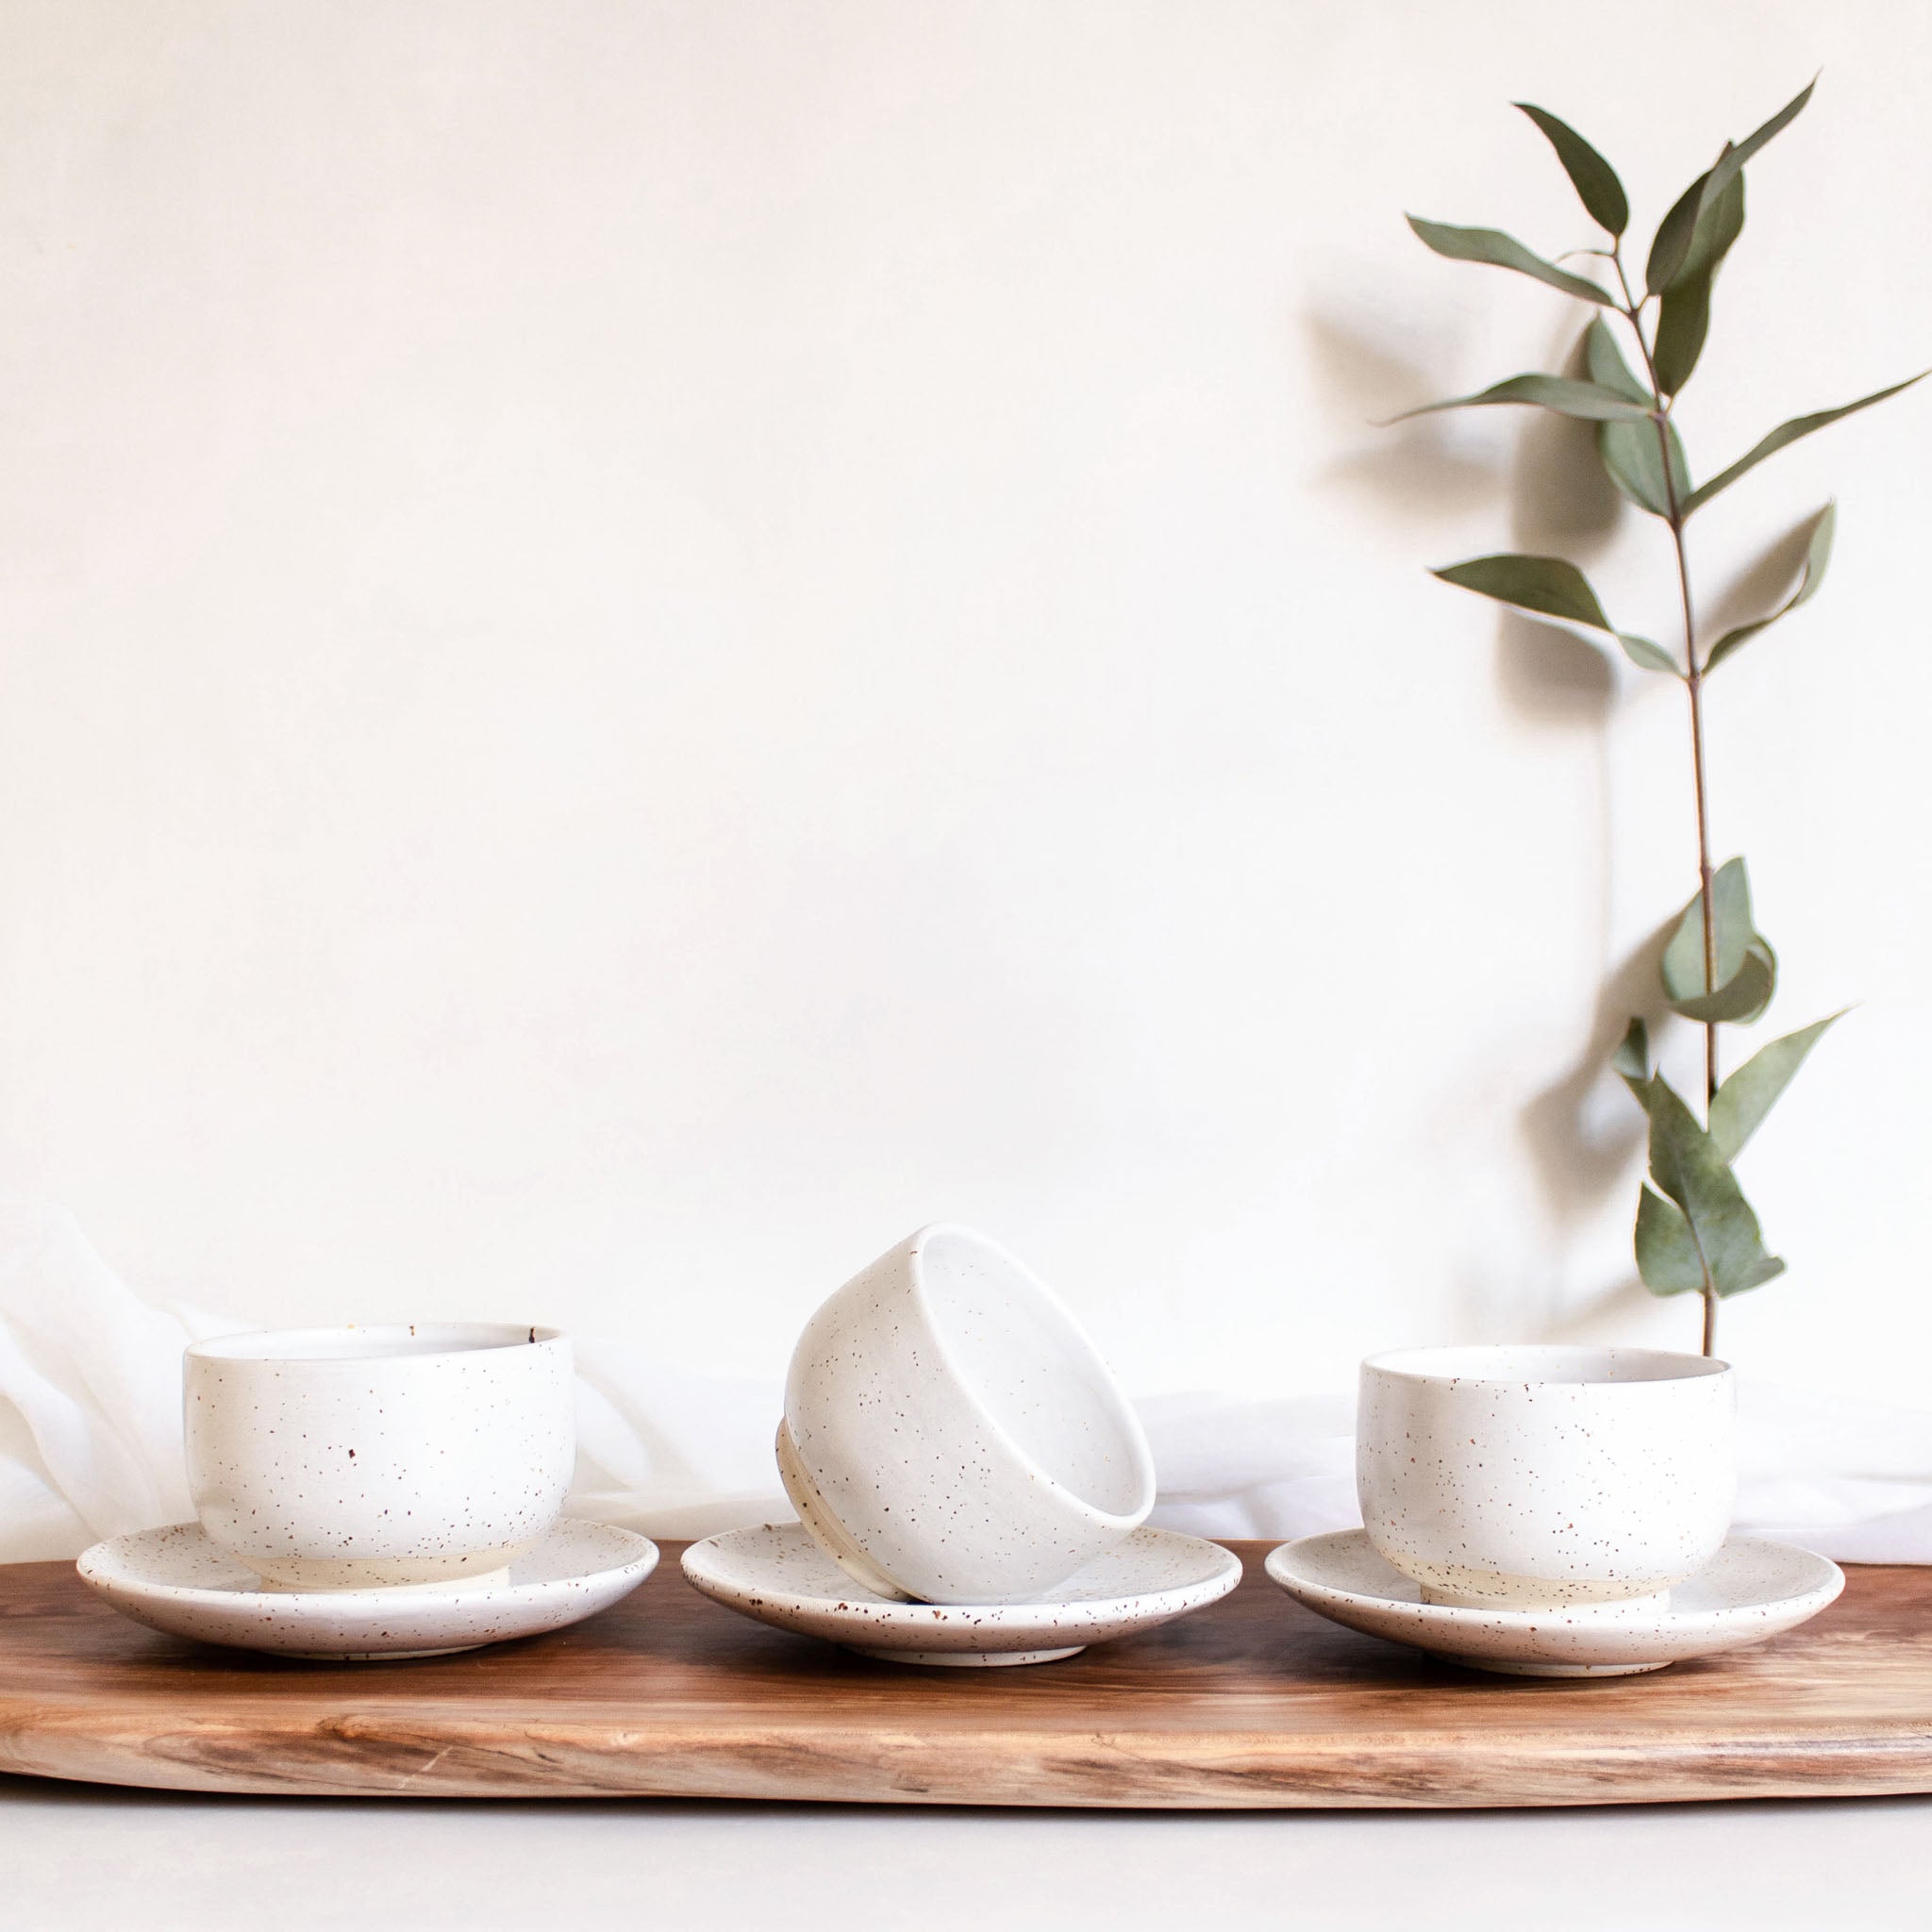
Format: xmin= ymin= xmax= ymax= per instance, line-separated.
xmin=1265 ymin=1529 xmax=1843 ymax=1676
xmin=682 ymin=1522 xmax=1241 ymax=1665
xmin=77 ymin=1520 xmax=658 ymax=1660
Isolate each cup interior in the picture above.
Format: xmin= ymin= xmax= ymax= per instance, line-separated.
xmin=912 ymin=1226 xmax=1153 ymax=1523
xmin=1364 ymin=1344 xmax=1728 ymax=1387
xmin=188 ymin=1324 xmax=562 ymax=1364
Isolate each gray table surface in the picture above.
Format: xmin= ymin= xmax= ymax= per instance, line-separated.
xmin=1 ymin=1775 xmax=1925 ymax=1931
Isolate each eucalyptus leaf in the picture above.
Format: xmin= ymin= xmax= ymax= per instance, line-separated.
xmin=1707 ymin=1011 xmax=1844 ymax=1162
xmin=1661 ymin=859 xmax=1776 ymax=1023
xmin=1652 ymin=274 xmax=1713 ymax=397
xmin=1598 ymin=414 xmax=1690 ymax=516
xmin=1704 ymin=78 xmax=1816 ymax=209
xmin=1646 ymin=78 xmax=1811 ymax=294
xmin=1437 ymin=556 xmax=1676 ymax=675
xmin=1433 ymin=552 xmax=1672 ymax=666
xmin=1388 ymin=373 xmax=1653 ymax=425
xmin=1679 ymin=167 xmax=1748 ymax=284
xmin=1652 ymin=173 xmax=1746 ymax=394
xmin=1662 ymin=858 xmax=1755 ymax=999
xmin=1638 ymin=1074 xmax=1788 ymax=1298
xmin=1705 ymin=503 xmax=1837 ymax=671
xmin=1406 ymin=217 xmax=1615 ymax=305
xmin=1431 ymin=554 xmax=1614 ymax=629
xmin=1612 ymin=1016 xmax=1650 ymax=1084
xmin=1586 ymin=322 xmax=1690 ymax=515
xmin=1635 ymin=1183 xmax=1709 ymax=1296
xmin=1515 ymin=103 xmax=1628 ymax=235
xmin=1684 ymin=375 xmax=1928 ymax=515
xmin=1618 ymin=633 xmax=1682 ymax=675
xmin=1646 ymin=173 xmax=1710 ymax=299
xmin=1584 ymin=319 xmax=1652 ymax=404
xmin=1669 ymin=938 xmax=1776 ymax=1024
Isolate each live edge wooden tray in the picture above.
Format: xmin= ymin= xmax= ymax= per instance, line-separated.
xmin=2 ymin=1542 xmax=1928 ymax=1808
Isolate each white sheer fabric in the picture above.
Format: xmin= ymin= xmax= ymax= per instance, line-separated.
xmin=4 ymin=1195 xmax=1929 ymax=1565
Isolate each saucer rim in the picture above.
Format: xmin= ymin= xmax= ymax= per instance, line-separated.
xmin=1264 ymin=1528 xmax=1844 ymax=1633
xmin=76 ymin=1519 xmax=659 ymax=1612
xmin=681 ymin=1521 xmax=1242 ymax=1626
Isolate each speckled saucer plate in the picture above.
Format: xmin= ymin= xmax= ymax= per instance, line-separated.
xmin=1266 ymin=1530 xmax=1843 ymax=1676
xmin=681 ymin=1523 xmax=1241 ymax=1666
xmin=76 ymin=1520 xmax=658 ymax=1660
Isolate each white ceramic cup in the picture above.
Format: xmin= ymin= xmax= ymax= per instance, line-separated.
xmin=779 ymin=1224 xmax=1157 ymax=1606
xmin=184 ymin=1324 xmax=575 ymax=1590
xmin=1357 ymin=1344 xmax=1735 ymax=1611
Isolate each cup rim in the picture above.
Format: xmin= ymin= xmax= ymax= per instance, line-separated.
xmin=186 ymin=1324 xmax=567 ymax=1366
xmin=904 ymin=1222 xmax=1157 ymax=1529
xmin=1361 ymin=1342 xmax=1730 ymax=1387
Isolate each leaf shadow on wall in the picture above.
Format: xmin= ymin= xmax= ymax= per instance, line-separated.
xmin=1519 ymin=918 xmax=1673 ymax=1342
xmin=1305 ymin=307 xmax=1623 ymax=728
xmin=1302 ymin=309 xmax=1503 ymax=513
xmin=1311 ymin=308 xmax=1644 ymax=1324
xmin=1703 ymin=511 xmax=1825 ymax=639
xmin=1500 ymin=329 xmax=1649 ymax=1336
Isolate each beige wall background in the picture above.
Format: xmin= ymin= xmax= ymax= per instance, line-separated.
xmin=1 ymin=0 xmax=1925 ymax=1406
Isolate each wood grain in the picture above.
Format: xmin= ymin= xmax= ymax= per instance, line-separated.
xmin=2 ymin=1543 xmax=1927 ymax=1807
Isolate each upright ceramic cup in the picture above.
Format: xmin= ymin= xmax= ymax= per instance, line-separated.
xmin=779 ymin=1224 xmax=1156 ymax=1605
xmin=1357 ymin=1344 xmax=1735 ymax=1610
xmin=185 ymin=1324 xmax=575 ymax=1590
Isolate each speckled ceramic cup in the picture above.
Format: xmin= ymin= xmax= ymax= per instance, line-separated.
xmin=1357 ymin=1344 xmax=1735 ymax=1611
xmin=185 ymin=1324 xmax=575 ymax=1591
xmin=779 ymin=1224 xmax=1157 ymax=1606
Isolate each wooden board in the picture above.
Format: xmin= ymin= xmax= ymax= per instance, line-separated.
xmin=1 ymin=1542 xmax=1928 ymax=1807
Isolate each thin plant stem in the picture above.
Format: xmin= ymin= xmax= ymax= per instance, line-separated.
xmin=1611 ymin=248 xmax=1722 ymax=1357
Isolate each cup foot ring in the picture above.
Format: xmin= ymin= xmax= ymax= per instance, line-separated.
xmin=1436 ymin=1653 xmax=1674 ymax=1677
xmin=283 ymin=1644 xmax=491 ymax=1662
xmin=842 ymin=1644 xmax=1086 ymax=1668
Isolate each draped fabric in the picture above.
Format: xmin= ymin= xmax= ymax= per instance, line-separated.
xmin=5 ymin=1195 xmax=1930 ymax=1565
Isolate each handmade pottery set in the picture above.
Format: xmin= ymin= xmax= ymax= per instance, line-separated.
xmin=76 ymin=1224 xmax=1842 ymax=1676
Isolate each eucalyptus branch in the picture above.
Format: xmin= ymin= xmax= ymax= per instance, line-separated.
xmin=1395 ymin=82 xmax=1924 ymax=1355
xmin=1605 ymin=244 xmax=1724 ymax=1347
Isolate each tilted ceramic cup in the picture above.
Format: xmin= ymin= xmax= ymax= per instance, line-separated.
xmin=1357 ymin=1344 xmax=1735 ymax=1611
xmin=185 ymin=1324 xmax=575 ymax=1590
xmin=778 ymin=1224 xmax=1157 ymax=1606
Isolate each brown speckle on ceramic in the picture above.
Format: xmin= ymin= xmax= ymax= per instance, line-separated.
xmin=1357 ymin=1344 xmax=1736 ymax=1611
xmin=184 ymin=1324 xmax=575 ymax=1591
xmin=681 ymin=1522 xmax=1240 ymax=1666
xmin=781 ymin=1224 xmax=1157 ymax=1606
